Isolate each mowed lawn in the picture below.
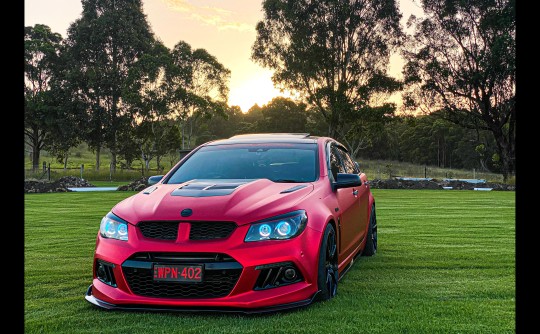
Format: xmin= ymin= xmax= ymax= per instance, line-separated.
xmin=24 ymin=189 xmax=515 ymax=333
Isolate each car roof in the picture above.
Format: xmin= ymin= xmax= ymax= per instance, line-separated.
xmin=205 ymin=133 xmax=321 ymax=146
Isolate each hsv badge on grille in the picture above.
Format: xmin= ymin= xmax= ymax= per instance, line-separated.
xmin=180 ymin=208 xmax=193 ymax=217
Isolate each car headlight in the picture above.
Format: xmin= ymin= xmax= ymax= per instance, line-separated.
xmin=100 ymin=212 xmax=129 ymax=241
xmin=245 ymin=210 xmax=307 ymax=242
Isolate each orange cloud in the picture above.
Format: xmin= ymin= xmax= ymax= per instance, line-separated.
xmin=162 ymin=0 xmax=253 ymax=32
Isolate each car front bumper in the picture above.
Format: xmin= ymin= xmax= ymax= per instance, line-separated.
xmin=86 ymin=225 xmax=323 ymax=311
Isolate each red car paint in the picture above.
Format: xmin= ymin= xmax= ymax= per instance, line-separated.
xmin=85 ymin=134 xmax=376 ymax=313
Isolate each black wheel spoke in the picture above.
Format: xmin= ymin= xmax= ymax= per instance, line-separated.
xmin=319 ymin=225 xmax=339 ymax=301
xmin=362 ymin=206 xmax=377 ymax=257
xmin=324 ymin=230 xmax=338 ymax=297
xmin=326 ymin=264 xmax=337 ymax=297
xmin=326 ymin=233 xmax=337 ymax=259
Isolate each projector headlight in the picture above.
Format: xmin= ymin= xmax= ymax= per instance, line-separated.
xmin=99 ymin=212 xmax=129 ymax=241
xmin=245 ymin=210 xmax=307 ymax=242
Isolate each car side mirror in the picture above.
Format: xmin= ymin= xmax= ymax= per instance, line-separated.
xmin=333 ymin=173 xmax=361 ymax=190
xmin=148 ymin=175 xmax=164 ymax=185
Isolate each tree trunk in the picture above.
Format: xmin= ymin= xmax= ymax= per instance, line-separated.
xmin=156 ymin=155 xmax=162 ymax=172
xmin=95 ymin=146 xmax=101 ymax=171
xmin=110 ymin=152 xmax=117 ymax=173
xmin=491 ymin=124 xmax=515 ymax=182
xmin=181 ymin=122 xmax=185 ymax=150
xmin=188 ymin=116 xmax=194 ymax=149
xmin=30 ymin=126 xmax=42 ymax=172
xmin=63 ymin=152 xmax=69 ymax=170
xmin=32 ymin=146 xmax=40 ymax=172
xmin=437 ymin=138 xmax=440 ymax=167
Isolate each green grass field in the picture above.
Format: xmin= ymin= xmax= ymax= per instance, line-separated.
xmin=24 ymin=190 xmax=515 ymax=333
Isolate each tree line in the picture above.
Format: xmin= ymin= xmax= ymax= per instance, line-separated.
xmin=24 ymin=0 xmax=515 ymax=180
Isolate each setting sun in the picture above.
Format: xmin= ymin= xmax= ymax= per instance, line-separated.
xmin=229 ymin=69 xmax=288 ymax=112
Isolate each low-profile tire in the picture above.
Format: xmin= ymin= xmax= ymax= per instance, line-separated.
xmin=317 ymin=223 xmax=338 ymax=301
xmin=362 ymin=205 xmax=377 ymax=256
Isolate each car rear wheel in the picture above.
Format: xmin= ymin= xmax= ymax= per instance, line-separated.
xmin=317 ymin=223 xmax=338 ymax=301
xmin=362 ymin=205 xmax=377 ymax=256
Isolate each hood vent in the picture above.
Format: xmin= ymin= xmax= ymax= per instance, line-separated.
xmin=280 ymin=185 xmax=308 ymax=194
xmin=171 ymin=180 xmax=254 ymax=197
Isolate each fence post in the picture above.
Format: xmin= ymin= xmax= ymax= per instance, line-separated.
xmin=47 ymin=163 xmax=51 ymax=181
xmin=80 ymin=164 xmax=84 ymax=179
xmin=109 ymin=162 xmax=113 ymax=182
xmin=43 ymin=161 xmax=47 ymax=173
xmin=424 ymin=165 xmax=427 ymax=178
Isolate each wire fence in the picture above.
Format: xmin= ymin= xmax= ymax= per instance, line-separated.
xmin=358 ymin=160 xmax=506 ymax=183
xmin=24 ymin=162 xmax=168 ymax=182
xmin=24 ymin=156 xmax=510 ymax=185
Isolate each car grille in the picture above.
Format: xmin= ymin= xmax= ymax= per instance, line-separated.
xmin=122 ymin=253 xmax=243 ymax=299
xmin=189 ymin=222 xmax=236 ymax=240
xmin=137 ymin=221 xmax=236 ymax=241
xmin=138 ymin=221 xmax=178 ymax=240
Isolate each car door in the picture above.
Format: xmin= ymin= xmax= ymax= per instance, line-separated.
xmin=336 ymin=146 xmax=369 ymax=245
xmin=328 ymin=145 xmax=363 ymax=262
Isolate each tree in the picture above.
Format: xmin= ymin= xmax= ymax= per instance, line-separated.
xmin=196 ymin=105 xmax=245 ymax=145
xmin=24 ymin=24 xmax=62 ymax=171
xmin=402 ymin=0 xmax=515 ymax=180
xmin=252 ymin=0 xmax=403 ymax=156
xmin=44 ymin=42 xmax=90 ymax=170
xmin=123 ymin=41 xmax=174 ymax=171
xmin=257 ymin=97 xmax=308 ymax=133
xmin=65 ymin=0 xmax=156 ymax=171
xmin=168 ymin=41 xmax=230 ymax=149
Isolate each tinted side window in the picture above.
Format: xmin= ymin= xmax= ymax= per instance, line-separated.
xmin=329 ymin=146 xmax=345 ymax=180
xmin=337 ymin=147 xmax=358 ymax=174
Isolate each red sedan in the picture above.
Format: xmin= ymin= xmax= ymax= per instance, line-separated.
xmin=85 ymin=133 xmax=377 ymax=313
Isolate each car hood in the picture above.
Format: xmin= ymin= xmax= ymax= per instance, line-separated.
xmin=112 ymin=179 xmax=314 ymax=226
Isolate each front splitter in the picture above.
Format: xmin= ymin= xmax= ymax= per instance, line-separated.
xmin=85 ymin=284 xmax=320 ymax=314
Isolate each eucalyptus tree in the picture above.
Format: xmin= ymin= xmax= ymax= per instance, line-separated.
xmin=252 ymin=0 xmax=403 ymax=157
xmin=123 ymin=42 xmax=180 ymax=171
xmin=402 ymin=0 xmax=515 ymax=180
xmin=24 ymin=24 xmax=62 ymax=171
xmin=257 ymin=97 xmax=308 ymax=133
xmin=65 ymin=0 xmax=156 ymax=171
xmin=168 ymin=41 xmax=230 ymax=149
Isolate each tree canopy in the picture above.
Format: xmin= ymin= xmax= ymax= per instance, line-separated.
xmin=65 ymin=0 xmax=156 ymax=170
xmin=24 ymin=24 xmax=63 ymax=170
xmin=252 ymin=0 xmax=403 ymax=156
xmin=402 ymin=0 xmax=515 ymax=179
xmin=24 ymin=0 xmax=516 ymax=182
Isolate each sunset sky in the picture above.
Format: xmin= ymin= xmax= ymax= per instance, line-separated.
xmin=24 ymin=0 xmax=423 ymax=113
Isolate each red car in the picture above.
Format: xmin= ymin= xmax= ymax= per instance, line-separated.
xmin=85 ymin=133 xmax=377 ymax=313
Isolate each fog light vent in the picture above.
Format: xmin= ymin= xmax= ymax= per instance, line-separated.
xmin=254 ymin=262 xmax=303 ymax=290
xmin=96 ymin=260 xmax=117 ymax=287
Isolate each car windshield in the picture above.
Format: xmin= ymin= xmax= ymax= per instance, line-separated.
xmin=166 ymin=143 xmax=318 ymax=184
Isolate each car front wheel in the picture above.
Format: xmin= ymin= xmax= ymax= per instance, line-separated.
xmin=317 ymin=223 xmax=338 ymax=301
xmin=362 ymin=204 xmax=377 ymax=256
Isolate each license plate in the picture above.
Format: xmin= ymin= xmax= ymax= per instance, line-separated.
xmin=153 ymin=264 xmax=203 ymax=283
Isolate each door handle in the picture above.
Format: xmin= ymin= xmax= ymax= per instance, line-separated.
xmin=352 ymin=189 xmax=358 ymax=196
